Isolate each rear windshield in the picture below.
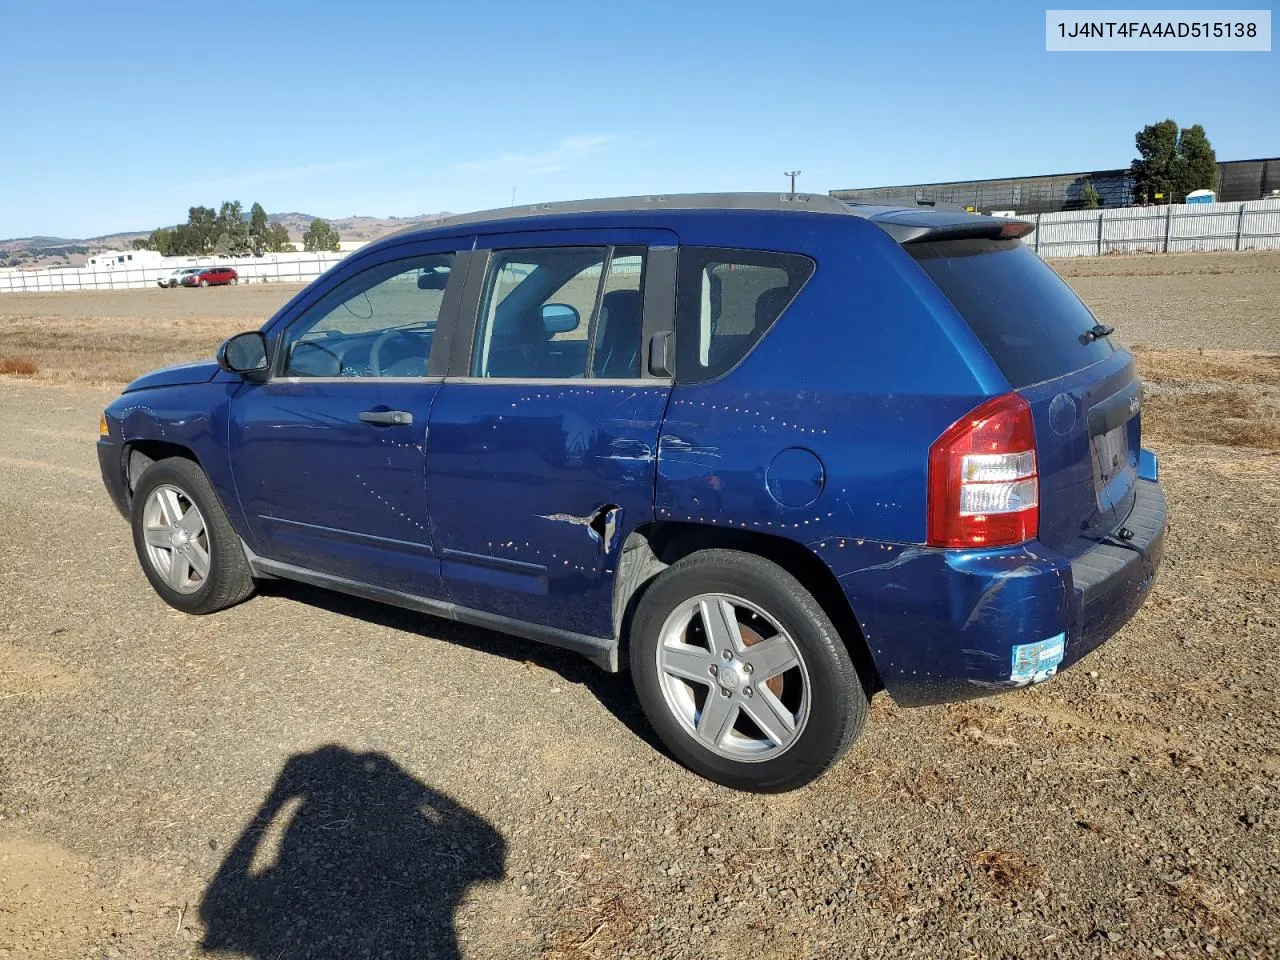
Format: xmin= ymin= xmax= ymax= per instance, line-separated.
xmin=909 ymin=238 xmax=1113 ymax=388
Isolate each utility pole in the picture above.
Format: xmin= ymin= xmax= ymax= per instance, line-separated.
xmin=784 ymin=170 xmax=801 ymax=196
xmin=511 ymin=187 xmax=517 ymax=207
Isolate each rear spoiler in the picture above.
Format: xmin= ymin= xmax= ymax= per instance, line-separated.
xmin=856 ymin=206 xmax=1034 ymax=245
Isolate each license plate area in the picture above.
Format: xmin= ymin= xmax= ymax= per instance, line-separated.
xmin=1092 ymin=424 xmax=1128 ymax=487
xmin=1091 ymin=423 xmax=1136 ymax=512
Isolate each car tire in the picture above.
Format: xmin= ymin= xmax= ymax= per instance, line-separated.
xmin=200 ymin=279 xmax=209 ymax=287
xmin=230 ymin=277 xmax=238 ymax=285
xmin=130 ymin=457 xmax=255 ymax=615
xmin=629 ymin=549 xmax=868 ymax=792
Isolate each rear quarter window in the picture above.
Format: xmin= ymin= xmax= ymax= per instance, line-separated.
xmin=675 ymin=247 xmax=814 ymax=383
xmin=909 ymin=238 xmax=1114 ymax=388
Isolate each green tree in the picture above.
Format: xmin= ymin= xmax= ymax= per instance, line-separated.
xmin=187 ymin=206 xmax=219 ymax=253
xmin=169 ymin=224 xmax=196 ymax=256
xmin=1081 ymin=179 xmax=1101 ymax=209
xmin=1175 ymin=124 xmax=1217 ymax=199
xmin=214 ymin=201 xmax=250 ymax=256
xmin=248 ymin=202 xmax=269 ymax=256
xmin=1131 ymin=119 xmax=1218 ymax=204
xmin=263 ymin=222 xmax=294 ymax=253
xmin=1131 ymin=118 xmax=1179 ymax=204
xmin=134 ymin=227 xmax=178 ymax=256
xmin=302 ymin=218 xmax=341 ymax=252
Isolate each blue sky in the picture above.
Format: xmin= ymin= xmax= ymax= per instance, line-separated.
xmin=1 ymin=0 xmax=1275 ymax=238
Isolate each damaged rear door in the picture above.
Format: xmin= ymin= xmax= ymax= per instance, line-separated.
xmin=426 ymin=228 xmax=677 ymax=638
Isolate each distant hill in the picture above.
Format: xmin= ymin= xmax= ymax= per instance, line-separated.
xmin=267 ymin=212 xmax=453 ymax=242
xmin=0 ymin=212 xmax=453 ymax=269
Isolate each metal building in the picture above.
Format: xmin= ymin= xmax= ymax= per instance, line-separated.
xmin=831 ymin=157 xmax=1279 ymax=215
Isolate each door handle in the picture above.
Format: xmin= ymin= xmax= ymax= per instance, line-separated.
xmin=359 ymin=410 xmax=413 ymax=425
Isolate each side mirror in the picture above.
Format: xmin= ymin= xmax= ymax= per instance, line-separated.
xmin=417 ymin=268 xmax=450 ymax=290
xmin=541 ymin=303 xmax=580 ymax=334
xmin=217 ymin=331 xmax=269 ymax=377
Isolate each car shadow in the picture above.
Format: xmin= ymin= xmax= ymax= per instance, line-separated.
xmin=200 ymin=745 xmax=504 ymax=960
xmin=255 ymin=579 xmax=666 ymax=753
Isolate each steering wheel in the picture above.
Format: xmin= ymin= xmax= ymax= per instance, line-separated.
xmin=369 ymin=329 xmax=425 ymax=377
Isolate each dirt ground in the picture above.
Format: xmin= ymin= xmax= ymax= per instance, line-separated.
xmin=0 ymin=251 xmax=1277 ymax=959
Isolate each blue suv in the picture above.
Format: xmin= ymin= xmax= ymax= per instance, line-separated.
xmin=98 ymin=193 xmax=1166 ymax=791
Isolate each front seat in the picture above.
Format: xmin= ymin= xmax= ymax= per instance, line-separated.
xmin=489 ymin=307 xmax=550 ymax=377
xmin=593 ymin=289 xmax=643 ymax=378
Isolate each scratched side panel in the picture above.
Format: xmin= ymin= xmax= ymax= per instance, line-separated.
xmin=652 ymin=215 xmax=1045 ymax=704
xmin=228 ymin=381 xmax=447 ymax=599
xmin=109 ymin=382 xmax=250 ymax=540
xmin=810 ymin=535 xmax=1071 ymax=706
xmin=427 ymin=383 xmax=669 ymax=637
xmin=656 ymin=214 xmax=1006 ymax=549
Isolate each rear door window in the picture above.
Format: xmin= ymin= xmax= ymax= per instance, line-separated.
xmin=674 ymin=247 xmax=814 ymax=383
xmin=909 ymin=238 xmax=1114 ymax=388
xmin=471 ymin=246 xmax=649 ymax=380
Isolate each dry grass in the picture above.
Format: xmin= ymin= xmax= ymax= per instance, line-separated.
xmin=1142 ymin=390 xmax=1280 ymax=452
xmin=0 ymin=356 xmax=37 ymax=376
xmin=1166 ymin=868 xmax=1240 ymax=929
xmin=972 ymin=848 xmax=1043 ymax=891
xmin=0 ymin=314 xmax=242 ymax=385
xmin=0 ymin=285 xmax=300 ymax=385
xmin=1051 ymin=249 xmax=1280 ymax=278
xmin=1132 ymin=346 xmax=1280 ymax=387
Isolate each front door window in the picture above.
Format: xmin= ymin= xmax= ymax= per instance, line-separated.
xmin=282 ymin=254 xmax=454 ymax=378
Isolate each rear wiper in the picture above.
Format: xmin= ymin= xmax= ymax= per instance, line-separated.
xmin=1079 ymin=323 xmax=1114 ymax=344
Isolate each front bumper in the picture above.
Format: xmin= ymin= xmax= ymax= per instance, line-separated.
xmin=829 ymin=478 xmax=1167 ymax=707
xmin=98 ymin=437 xmax=130 ymax=520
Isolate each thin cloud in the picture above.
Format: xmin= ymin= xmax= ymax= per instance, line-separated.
xmin=191 ymin=148 xmax=426 ymax=193
xmin=455 ymin=134 xmax=615 ymax=176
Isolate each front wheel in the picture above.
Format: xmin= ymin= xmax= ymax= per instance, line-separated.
xmin=629 ymin=549 xmax=868 ymax=792
xmin=199 ymin=278 xmax=209 ymax=287
xmin=130 ymin=457 xmax=255 ymax=614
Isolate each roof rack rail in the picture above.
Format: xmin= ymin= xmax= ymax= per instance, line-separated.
xmin=391 ymin=192 xmax=854 ymax=236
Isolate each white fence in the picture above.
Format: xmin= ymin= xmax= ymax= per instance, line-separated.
xmin=4 ymin=197 xmax=1280 ymax=294
xmin=0 ymin=251 xmax=349 ymax=293
xmin=1023 ymin=197 xmax=1280 ymax=258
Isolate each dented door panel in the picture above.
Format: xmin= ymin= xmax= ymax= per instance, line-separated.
xmin=426 ymin=384 xmax=669 ymax=636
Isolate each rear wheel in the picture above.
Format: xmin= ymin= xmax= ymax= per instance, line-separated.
xmin=629 ymin=549 xmax=868 ymax=792
xmin=130 ymin=458 xmax=255 ymax=614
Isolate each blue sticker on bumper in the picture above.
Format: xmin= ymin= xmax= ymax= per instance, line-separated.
xmin=1011 ymin=633 xmax=1066 ymax=684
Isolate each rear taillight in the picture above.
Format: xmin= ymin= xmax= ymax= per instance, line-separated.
xmin=927 ymin=393 xmax=1039 ymax=548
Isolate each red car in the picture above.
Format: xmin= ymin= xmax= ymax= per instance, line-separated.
xmin=183 ymin=267 xmax=238 ymax=288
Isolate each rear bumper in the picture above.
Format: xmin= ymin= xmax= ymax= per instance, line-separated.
xmin=827 ymin=477 xmax=1166 ymax=707
xmin=1062 ymin=478 xmax=1166 ymax=670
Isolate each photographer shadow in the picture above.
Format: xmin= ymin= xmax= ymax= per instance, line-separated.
xmin=200 ymin=745 xmax=504 ymax=959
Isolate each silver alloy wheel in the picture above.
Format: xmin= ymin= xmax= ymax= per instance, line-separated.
xmin=656 ymin=593 xmax=810 ymax=762
xmin=141 ymin=483 xmax=211 ymax=595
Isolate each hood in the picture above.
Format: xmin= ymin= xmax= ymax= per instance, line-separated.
xmin=123 ymin=359 xmax=220 ymax=393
